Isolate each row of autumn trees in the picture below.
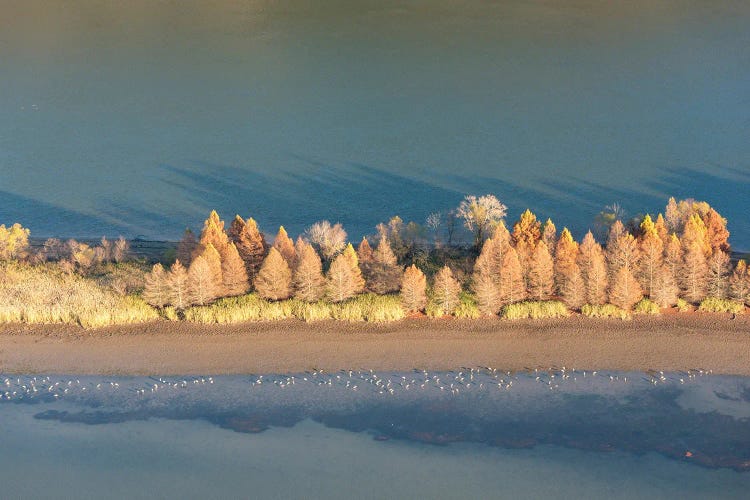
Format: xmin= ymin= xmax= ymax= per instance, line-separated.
xmin=143 ymin=197 xmax=750 ymax=314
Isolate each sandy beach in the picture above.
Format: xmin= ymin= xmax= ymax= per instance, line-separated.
xmin=0 ymin=314 xmax=748 ymax=375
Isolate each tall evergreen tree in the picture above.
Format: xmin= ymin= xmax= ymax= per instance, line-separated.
xmin=143 ymin=263 xmax=170 ymax=308
xmin=541 ymin=219 xmax=557 ymax=257
xmin=221 ymin=242 xmax=250 ymax=297
xmin=706 ymin=250 xmax=731 ymax=299
xmin=512 ymin=209 xmax=542 ymax=251
xmin=293 ymin=242 xmax=326 ymax=302
xmin=342 ymin=243 xmax=365 ymax=294
xmin=198 ymin=210 xmax=229 ymax=257
xmin=254 ymin=248 xmax=292 ymax=301
xmin=560 ymin=263 xmax=586 ymax=309
xmin=200 ymin=243 xmax=224 ymax=295
xmin=663 ymin=233 xmax=682 ymax=282
xmin=188 ymin=255 xmax=219 ymax=306
xmin=167 ymin=260 xmax=190 ymax=310
xmin=654 ymin=214 xmax=669 ymax=245
xmin=680 ymin=241 xmax=708 ymax=303
xmin=637 ymin=215 xmax=663 ymax=297
xmin=527 ymin=240 xmax=554 ymax=300
xmin=665 ymin=197 xmax=681 ymax=233
xmin=373 ymin=235 xmax=397 ymax=266
xmin=554 ymin=228 xmax=579 ymax=295
xmin=472 ymin=238 xmax=502 ymax=315
xmin=651 ymin=265 xmax=679 ymax=308
xmin=401 ymin=265 xmax=428 ymax=313
xmin=229 ymin=216 xmax=267 ymax=283
xmin=272 ymin=226 xmax=296 ymax=265
xmin=499 ymin=246 xmax=526 ymax=305
xmin=609 ymin=266 xmax=643 ymax=310
xmin=512 ymin=209 xmax=541 ymax=279
xmin=704 ymin=208 xmax=730 ymax=254
xmin=577 ymin=231 xmax=608 ymax=305
xmin=326 ymin=252 xmax=361 ymax=302
xmin=682 ymin=214 xmax=711 ymax=257
xmin=729 ymin=260 xmax=750 ymax=305
xmin=606 ymin=230 xmax=640 ymax=278
xmin=356 ymin=237 xmax=374 ymax=264
xmin=431 ymin=266 xmax=462 ymax=315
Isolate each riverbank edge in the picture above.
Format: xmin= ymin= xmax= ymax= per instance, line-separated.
xmin=1 ymin=314 xmax=748 ymax=376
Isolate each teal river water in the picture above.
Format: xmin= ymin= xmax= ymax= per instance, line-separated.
xmin=1 ymin=369 xmax=749 ymax=498
xmin=1 ymin=1 xmax=749 ymax=247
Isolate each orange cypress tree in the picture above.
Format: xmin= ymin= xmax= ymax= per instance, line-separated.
xmin=198 ymin=210 xmax=229 ymax=257
xmin=342 ymin=243 xmax=365 ymax=294
xmin=682 ymin=214 xmax=710 ymax=257
xmin=293 ymin=236 xmax=307 ymax=270
xmin=254 ymin=247 xmax=292 ymax=301
xmin=607 ymin=220 xmax=626 ymax=245
xmin=492 ymin=220 xmax=512 ymax=249
xmin=652 ymin=265 xmax=679 ymax=308
xmin=729 ymin=260 xmax=750 ymax=305
xmin=637 ymin=215 xmax=663 ymax=297
xmin=364 ymin=235 xmax=402 ymax=294
xmin=221 ymin=242 xmax=250 ymax=296
xmin=272 ymin=226 xmax=296 ymax=265
xmin=704 ymin=208 xmax=730 ymax=254
xmin=293 ymin=241 xmax=326 ymax=302
xmin=326 ymin=252 xmax=361 ymax=303
xmin=665 ymin=197 xmax=681 ymax=233
xmin=680 ymin=241 xmax=708 ymax=303
xmin=606 ymin=230 xmax=640 ymax=278
xmin=654 ymin=214 xmax=669 ymax=244
xmin=200 ymin=243 xmax=224 ymax=295
xmin=541 ymin=218 xmax=557 ymax=257
xmin=706 ymin=250 xmax=731 ymax=299
xmin=187 ymin=255 xmax=219 ymax=306
xmin=373 ymin=235 xmax=398 ymax=266
xmin=431 ymin=266 xmax=462 ymax=315
xmin=512 ymin=209 xmax=541 ymax=282
xmin=560 ymin=263 xmax=586 ymax=309
xmin=577 ymin=231 xmax=608 ymax=305
xmin=472 ymin=238 xmax=501 ymax=315
xmin=401 ymin=265 xmax=428 ymax=313
xmin=527 ymin=240 xmax=554 ymax=300
xmin=167 ymin=260 xmax=190 ymax=310
xmin=499 ymin=246 xmax=526 ymax=305
xmin=512 ymin=209 xmax=542 ymax=250
xmin=357 ymin=237 xmax=374 ymax=264
xmin=554 ymin=228 xmax=579 ymax=295
xmin=143 ymin=263 xmax=170 ymax=308
xmin=229 ymin=216 xmax=267 ymax=283
xmin=663 ymin=233 xmax=682 ymax=281
xmin=609 ymin=266 xmax=643 ymax=310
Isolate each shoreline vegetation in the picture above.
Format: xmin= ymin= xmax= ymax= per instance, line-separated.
xmin=0 ymin=196 xmax=748 ymax=330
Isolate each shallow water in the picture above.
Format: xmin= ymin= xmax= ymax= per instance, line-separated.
xmin=1 ymin=1 xmax=749 ymax=246
xmin=1 ymin=369 xmax=749 ymax=498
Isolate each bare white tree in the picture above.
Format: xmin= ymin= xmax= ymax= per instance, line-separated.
xmin=305 ymin=221 xmax=347 ymax=260
xmin=426 ymin=212 xmax=442 ymax=247
xmin=456 ymin=195 xmax=507 ymax=248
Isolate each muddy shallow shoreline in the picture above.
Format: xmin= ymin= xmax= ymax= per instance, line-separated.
xmin=0 ymin=314 xmax=748 ymax=376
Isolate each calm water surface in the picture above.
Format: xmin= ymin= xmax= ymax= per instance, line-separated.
xmin=1 ymin=369 xmax=749 ymax=498
xmin=1 ymin=1 xmax=749 ymax=246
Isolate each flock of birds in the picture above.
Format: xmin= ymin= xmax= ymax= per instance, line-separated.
xmin=0 ymin=367 xmax=716 ymax=404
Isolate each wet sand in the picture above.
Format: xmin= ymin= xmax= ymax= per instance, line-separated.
xmin=0 ymin=314 xmax=748 ymax=376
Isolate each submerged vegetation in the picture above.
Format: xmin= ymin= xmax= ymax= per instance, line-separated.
xmin=0 ymin=196 xmax=748 ymax=327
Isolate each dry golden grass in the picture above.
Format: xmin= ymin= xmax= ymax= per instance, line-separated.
xmin=0 ymin=263 xmax=157 ymax=327
xmin=182 ymin=293 xmax=404 ymax=324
